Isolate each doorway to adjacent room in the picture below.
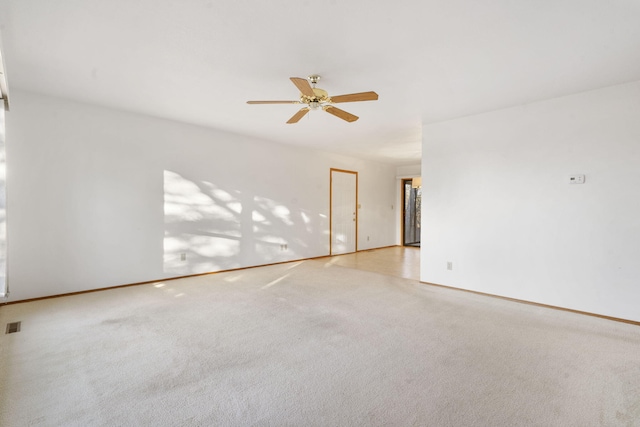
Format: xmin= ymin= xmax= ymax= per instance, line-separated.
xmin=402 ymin=178 xmax=421 ymax=247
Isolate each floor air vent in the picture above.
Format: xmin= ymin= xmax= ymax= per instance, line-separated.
xmin=6 ymin=321 xmax=21 ymax=334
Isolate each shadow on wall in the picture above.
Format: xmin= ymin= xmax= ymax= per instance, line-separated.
xmin=163 ymin=170 xmax=326 ymax=276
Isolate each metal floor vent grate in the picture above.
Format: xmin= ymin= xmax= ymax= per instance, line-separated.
xmin=6 ymin=321 xmax=21 ymax=334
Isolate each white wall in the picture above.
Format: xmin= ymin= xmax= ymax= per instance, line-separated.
xmin=5 ymin=90 xmax=397 ymax=301
xmin=0 ymin=108 xmax=5 ymax=297
xmin=396 ymin=164 xmax=421 ymax=177
xmin=422 ymin=81 xmax=640 ymax=322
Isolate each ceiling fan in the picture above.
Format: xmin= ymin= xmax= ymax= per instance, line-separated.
xmin=247 ymin=75 xmax=378 ymax=124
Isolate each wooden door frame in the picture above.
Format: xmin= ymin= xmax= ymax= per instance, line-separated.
xmin=329 ymin=168 xmax=358 ymax=255
xmin=401 ymin=178 xmax=410 ymax=246
xmin=401 ymin=178 xmax=421 ymax=247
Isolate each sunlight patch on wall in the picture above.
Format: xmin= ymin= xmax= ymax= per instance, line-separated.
xmin=300 ymin=212 xmax=311 ymax=224
xmin=227 ymin=202 xmax=242 ymax=214
xmin=256 ymin=235 xmax=285 ymax=245
xmin=252 ymin=210 xmax=268 ymax=223
xmin=273 ymin=205 xmax=292 ymax=225
xmin=164 ymin=170 xmax=241 ymax=275
xmin=164 ymin=171 xmax=236 ymax=222
xmin=255 ymin=196 xmax=293 ymax=226
xmin=164 ymin=236 xmax=189 ymax=253
xmin=163 ymin=170 xmax=319 ymax=276
xmin=190 ymin=235 xmax=239 ymax=258
xmin=298 ymin=211 xmax=316 ymax=235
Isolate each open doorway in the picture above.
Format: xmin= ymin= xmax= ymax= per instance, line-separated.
xmin=402 ymin=178 xmax=421 ymax=247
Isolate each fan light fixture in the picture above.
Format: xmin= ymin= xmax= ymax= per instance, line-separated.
xmin=247 ymin=75 xmax=379 ymax=124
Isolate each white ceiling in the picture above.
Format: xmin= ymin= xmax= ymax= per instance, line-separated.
xmin=1 ymin=0 xmax=640 ymax=165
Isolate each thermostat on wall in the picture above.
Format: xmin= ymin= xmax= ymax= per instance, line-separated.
xmin=569 ymin=174 xmax=585 ymax=184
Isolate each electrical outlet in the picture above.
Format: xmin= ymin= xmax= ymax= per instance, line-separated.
xmin=447 ymin=261 xmax=453 ymax=271
xmin=180 ymin=253 xmax=186 ymax=261
xmin=367 ymin=236 xmax=370 ymax=241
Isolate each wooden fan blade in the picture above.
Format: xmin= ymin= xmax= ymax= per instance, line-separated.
xmin=247 ymin=100 xmax=300 ymax=104
xmin=330 ymin=91 xmax=379 ymax=103
xmin=290 ymin=77 xmax=316 ymax=97
xmin=287 ymin=108 xmax=310 ymax=124
xmin=324 ymin=106 xmax=359 ymax=122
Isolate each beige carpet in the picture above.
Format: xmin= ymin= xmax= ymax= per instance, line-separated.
xmin=1 ymin=254 xmax=639 ymax=426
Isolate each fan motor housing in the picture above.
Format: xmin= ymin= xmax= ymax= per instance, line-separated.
xmin=301 ymin=87 xmax=329 ymax=104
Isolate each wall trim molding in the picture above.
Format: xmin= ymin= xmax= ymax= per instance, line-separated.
xmin=421 ymin=281 xmax=640 ymax=326
xmin=1 ymin=245 xmax=401 ymax=306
